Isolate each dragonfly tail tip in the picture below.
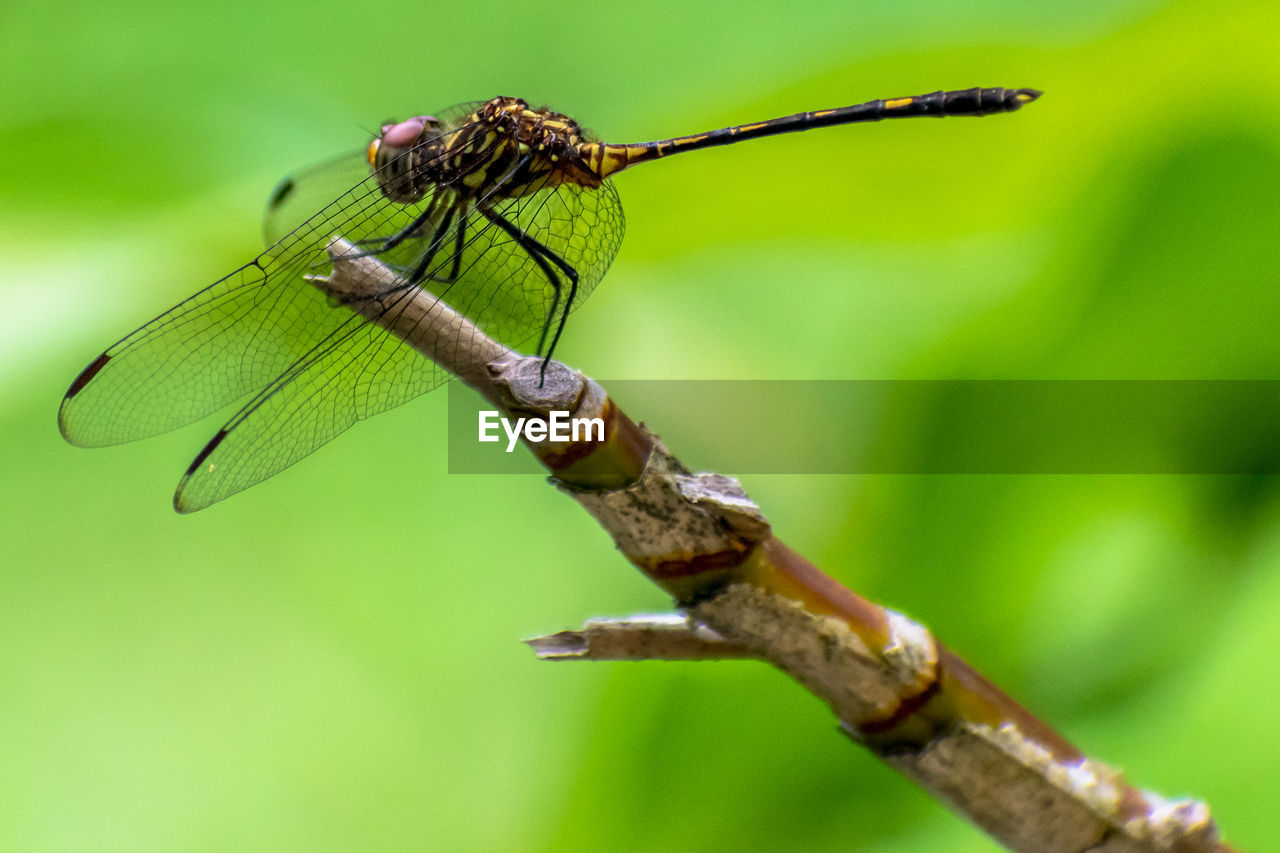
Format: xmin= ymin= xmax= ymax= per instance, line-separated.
xmin=1013 ymin=88 xmax=1043 ymax=107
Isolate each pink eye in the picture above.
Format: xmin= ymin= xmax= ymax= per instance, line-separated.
xmin=380 ymin=115 xmax=436 ymax=148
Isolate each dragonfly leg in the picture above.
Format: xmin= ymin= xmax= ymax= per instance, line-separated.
xmin=334 ymin=201 xmax=458 ymax=308
xmin=347 ymin=191 xmax=449 ymax=258
xmin=441 ymin=210 xmax=468 ymax=283
xmin=419 ymin=208 xmax=468 ymax=285
xmin=402 ymin=203 xmax=458 ymax=285
xmin=480 ymin=208 xmax=579 ymax=382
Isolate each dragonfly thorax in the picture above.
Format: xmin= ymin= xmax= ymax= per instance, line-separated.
xmin=370 ymin=96 xmax=603 ymax=205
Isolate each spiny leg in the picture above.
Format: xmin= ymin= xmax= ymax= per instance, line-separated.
xmin=479 ymin=208 xmax=562 ymax=360
xmin=340 ymin=200 xmax=459 ymax=308
xmin=439 ymin=208 xmax=468 ymax=284
xmin=529 ymin=237 xmax=579 ymax=375
xmin=480 ymin=208 xmax=580 ymax=382
xmin=351 ymin=190 xmax=449 ymax=257
xmin=403 ymin=202 xmax=457 ymax=285
xmin=363 ymin=199 xmax=469 ymax=286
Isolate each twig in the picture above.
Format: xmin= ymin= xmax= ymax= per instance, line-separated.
xmin=310 ymin=241 xmax=1234 ymax=853
xmin=525 ymin=614 xmax=753 ymax=661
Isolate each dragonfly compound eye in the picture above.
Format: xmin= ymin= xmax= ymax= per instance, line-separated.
xmin=369 ymin=115 xmax=444 ymax=202
xmin=381 ymin=117 xmax=428 ymax=149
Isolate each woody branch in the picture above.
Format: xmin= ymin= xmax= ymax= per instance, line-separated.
xmin=309 ymin=240 xmax=1232 ymax=853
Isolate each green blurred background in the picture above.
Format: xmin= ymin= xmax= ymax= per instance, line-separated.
xmin=3 ymin=0 xmax=1278 ymax=849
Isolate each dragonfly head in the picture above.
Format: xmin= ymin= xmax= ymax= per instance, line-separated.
xmin=368 ymin=115 xmax=444 ymax=202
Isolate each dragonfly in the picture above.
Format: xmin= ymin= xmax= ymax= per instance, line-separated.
xmin=59 ymin=86 xmax=1041 ymax=512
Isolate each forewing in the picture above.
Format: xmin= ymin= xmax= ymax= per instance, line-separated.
xmin=58 ymin=151 xmax=438 ymax=448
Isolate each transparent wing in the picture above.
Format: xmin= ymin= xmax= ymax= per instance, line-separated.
xmin=173 ymin=288 xmax=450 ymax=512
xmin=262 ymin=149 xmax=369 ymax=244
xmin=58 ymin=144 xmax=445 ymax=448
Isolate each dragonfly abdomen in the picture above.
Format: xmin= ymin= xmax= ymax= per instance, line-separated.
xmin=585 ymin=86 xmax=1041 ymax=178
